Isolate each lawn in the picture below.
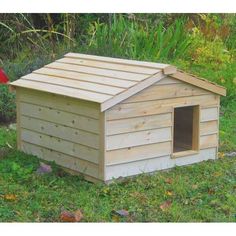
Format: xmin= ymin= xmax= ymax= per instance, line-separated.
xmin=0 ymin=125 xmax=235 ymax=222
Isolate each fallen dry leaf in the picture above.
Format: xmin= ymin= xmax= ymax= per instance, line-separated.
xmin=160 ymin=200 xmax=172 ymax=211
xmin=213 ymin=172 xmax=222 ymax=177
xmin=4 ymin=194 xmax=17 ymax=201
xmin=74 ymin=209 xmax=83 ymax=222
xmin=165 ymin=178 xmax=173 ymax=184
xmin=208 ymin=188 xmax=215 ymax=195
xmin=112 ymin=215 xmax=120 ymax=222
xmin=166 ymin=191 xmax=173 ymax=196
xmin=192 ymin=184 xmax=198 ymax=190
xmin=218 ymin=152 xmax=225 ymax=159
xmin=60 ymin=209 xmax=83 ymax=222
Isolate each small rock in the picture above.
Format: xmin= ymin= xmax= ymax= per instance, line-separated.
xmin=111 ymin=209 xmax=129 ymax=217
xmin=36 ymin=162 xmax=52 ymax=174
xmin=8 ymin=123 xmax=17 ymax=131
xmin=225 ymin=152 xmax=236 ymax=158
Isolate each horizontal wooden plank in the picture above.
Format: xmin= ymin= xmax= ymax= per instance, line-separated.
xmin=105 ymin=148 xmax=217 ymax=180
xmin=23 ymin=73 xmax=123 ymax=95
xmin=65 ymin=52 xmax=171 ymax=70
xmin=172 ymin=71 xmax=226 ymax=96
xmin=200 ymin=134 xmax=218 ymax=149
xmin=123 ymin=83 xmax=209 ymax=103
xmin=12 ymin=79 xmax=111 ymax=103
xmin=200 ymin=120 xmax=218 ymax=136
xmin=20 ymin=115 xmax=99 ymax=149
xmin=21 ymin=129 xmax=99 ymax=164
xmin=106 ymin=127 xmax=171 ymax=151
xmin=34 ymin=67 xmax=136 ymax=88
xmin=57 ymin=57 xmax=158 ymax=75
xmin=22 ymin=141 xmax=99 ymax=178
xmin=107 ymin=94 xmax=219 ymax=120
xmin=200 ymin=107 xmax=218 ymax=122
xmin=106 ymin=141 xmax=172 ymax=166
xmin=20 ymin=102 xmax=100 ymax=134
xmin=19 ymin=88 xmax=100 ymax=119
xmin=106 ymin=113 xmax=172 ymax=135
xmin=46 ymin=62 xmax=150 ymax=81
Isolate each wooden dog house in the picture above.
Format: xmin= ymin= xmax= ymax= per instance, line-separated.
xmin=10 ymin=53 xmax=226 ymax=183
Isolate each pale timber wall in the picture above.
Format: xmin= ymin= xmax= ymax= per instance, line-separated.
xmin=17 ymin=88 xmax=102 ymax=182
xmin=104 ymin=76 xmax=220 ymax=181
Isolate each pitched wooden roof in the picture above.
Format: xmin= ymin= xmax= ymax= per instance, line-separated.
xmin=10 ymin=53 xmax=226 ymax=111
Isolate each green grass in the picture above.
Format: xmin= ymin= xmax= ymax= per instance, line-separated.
xmin=0 ymin=125 xmax=235 ymax=222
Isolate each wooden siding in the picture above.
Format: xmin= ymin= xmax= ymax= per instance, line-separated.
xmin=104 ymin=77 xmax=219 ymax=181
xmin=19 ymin=88 xmax=100 ymax=119
xmin=106 ymin=148 xmax=217 ymax=180
xmin=20 ymin=102 xmax=99 ymax=134
xmin=107 ymin=127 xmax=171 ymax=151
xmin=123 ymin=83 xmax=209 ymax=103
xmin=107 ymin=94 xmax=219 ymax=120
xmin=106 ymin=113 xmax=172 ymax=135
xmin=106 ymin=142 xmax=172 ymax=166
xmin=22 ymin=142 xmax=99 ymax=179
xmin=17 ymin=88 xmax=101 ymax=180
xmin=20 ymin=116 xmax=99 ymax=149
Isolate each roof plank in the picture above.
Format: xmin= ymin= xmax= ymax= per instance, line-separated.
xmin=34 ymin=67 xmax=136 ymax=88
xmin=171 ymin=71 xmax=226 ymax=96
xmin=23 ymin=73 xmax=123 ymax=96
xmin=57 ymin=57 xmax=159 ymax=75
xmin=11 ymin=79 xmax=112 ymax=103
xmin=46 ymin=62 xmax=150 ymax=81
xmin=65 ymin=52 xmax=171 ymax=69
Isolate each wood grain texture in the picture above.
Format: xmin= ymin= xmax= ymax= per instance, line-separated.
xmin=105 ymin=148 xmax=217 ymax=180
xmin=200 ymin=107 xmax=218 ymax=122
xmin=46 ymin=62 xmax=149 ymax=81
xmin=123 ymin=82 xmax=209 ymax=103
xmin=57 ymin=57 xmax=158 ymax=75
xmin=65 ymin=52 xmax=172 ymax=69
xmin=19 ymin=88 xmax=100 ymax=119
xmin=12 ymin=79 xmax=111 ymax=103
xmin=106 ymin=141 xmax=172 ymax=166
xmin=155 ymin=76 xmax=182 ymax=85
xmin=20 ymin=115 xmax=99 ymax=149
xmin=171 ymin=71 xmax=226 ymax=96
xmin=34 ymin=67 xmax=136 ymax=88
xmin=23 ymin=73 xmax=123 ymax=95
xmin=200 ymin=134 xmax=218 ymax=149
xmin=16 ymin=89 xmax=22 ymax=150
xmin=101 ymin=72 xmax=165 ymax=111
xmin=200 ymin=120 xmax=218 ymax=136
xmin=106 ymin=127 xmax=171 ymax=150
xmin=20 ymin=102 xmax=100 ymax=134
xmin=192 ymin=105 xmax=200 ymax=151
xmin=106 ymin=113 xmax=172 ymax=135
xmin=98 ymin=111 xmax=106 ymax=181
xmin=21 ymin=129 xmax=99 ymax=164
xmin=22 ymin=141 xmax=99 ymax=178
xmin=107 ymin=94 xmax=219 ymax=120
